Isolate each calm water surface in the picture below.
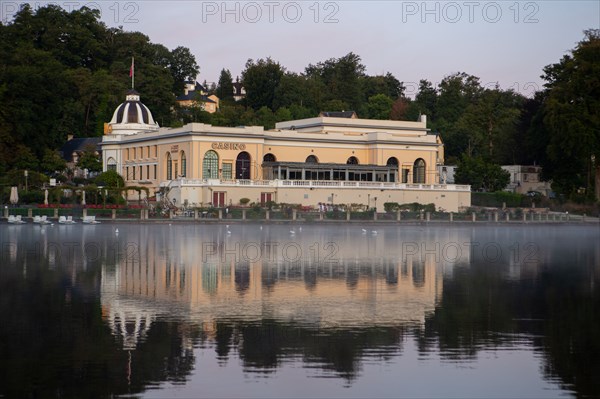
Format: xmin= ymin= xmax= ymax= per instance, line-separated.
xmin=1 ymin=223 xmax=599 ymax=398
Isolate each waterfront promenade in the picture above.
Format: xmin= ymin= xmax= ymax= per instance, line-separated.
xmin=2 ymin=206 xmax=598 ymax=224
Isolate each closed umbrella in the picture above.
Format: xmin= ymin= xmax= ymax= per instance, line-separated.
xmin=44 ymin=189 xmax=49 ymax=205
xmin=9 ymin=186 xmax=18 ymax=205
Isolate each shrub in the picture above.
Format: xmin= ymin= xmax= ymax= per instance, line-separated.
xmin=384 ymin=202 xmax=400 ymax=212
xmin=240 ymin=197 xmax=251 ymax=205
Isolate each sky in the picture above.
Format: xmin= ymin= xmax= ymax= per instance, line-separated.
xmin=4 ymin=1 xmax=599 ymax=97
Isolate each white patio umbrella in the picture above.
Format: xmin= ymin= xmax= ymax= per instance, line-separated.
xmin=9 ymin=186 xmax=18 ymax=205
xmin=81 ymin=190 xmax=86 ymax=205
xmin=44 ymin=189 xmax=49 ymax=205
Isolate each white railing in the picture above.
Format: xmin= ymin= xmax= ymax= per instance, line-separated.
xmin=175 ymin=178 xmax=471 ymax=191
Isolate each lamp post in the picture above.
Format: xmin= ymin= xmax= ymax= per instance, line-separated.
xmin=331 ymin=192 xmax=334 ymax=208
xmin=24 ymin=170 xmax=28 ymax=192
xmin=374 ymin=197 xmax=378 ymax=213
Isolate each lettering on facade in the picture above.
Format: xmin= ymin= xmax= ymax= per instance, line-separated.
xmin=211 ymin=142 xmax=247 ymax=151
xmin=170 ymin=145 xmax=179 ymax=153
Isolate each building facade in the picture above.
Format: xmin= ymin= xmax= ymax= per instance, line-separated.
xmin=101 ymin=91 xmax=470 ymax=211
xmin=502 ymin=165 xmax=552 ymax=196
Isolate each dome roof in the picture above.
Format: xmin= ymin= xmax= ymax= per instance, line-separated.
xmin=108 ymin=90 xmax=158 ymax=134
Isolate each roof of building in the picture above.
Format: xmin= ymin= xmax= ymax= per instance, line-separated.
xmin=110 ymin=90 xmax=156 ymax=125
xmin=318 ymin=111 xmax=358 ymax=118
xmin=176 ymin=92 xmax=216 ymax=103
xmin=59 ymin=137 xmax=102 ymax=162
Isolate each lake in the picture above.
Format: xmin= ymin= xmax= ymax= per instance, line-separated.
xmin=1 ymin=223 xmax=599 ymax=398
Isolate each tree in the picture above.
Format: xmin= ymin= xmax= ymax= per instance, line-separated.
xmin=361 ymin=73 xmax=404 ymax=101
xmin=456 ymin=86 xmax=523 ymax=161
xmin=390 ymin=97 xmax=412 ymax=121
xmin=12 ymin=145 xmax=39 ymax=171
xmin=94 ymin=170 xmax=124 ymax=188
xmin=273 ymin=72 xmax=315 ymax=112
xmin=169 ymin=46 xmax=199 ymax=94
xmin=455 ymin=155 xmax=510 ymax=192
xmin=539 ymin=29 xmax=600 ymax=199
xmin=241 ymin=58 xmax=284 ymax=110
xmin=306 ymin=52 xmax=366 ymax=111
xmin=216 ymin=69 xmax=234 ymax=101
xmin=435 ymin=73 xmax=483 ymax=159
xmin=41 ymin=149 xmax=67 ymax=174
xmin=365 ymin=94 xmax=393 ymax=119
xmin=409 ymin=79 xmax=438 ymax=119
xmin=77 ymin=145 xmax=102 ymax=173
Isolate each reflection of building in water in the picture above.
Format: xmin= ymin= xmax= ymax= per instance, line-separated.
xmin=101 ymin=266 xmax=155 ymax=351
xmin=99 ymin=236 xmax=464 ymax=335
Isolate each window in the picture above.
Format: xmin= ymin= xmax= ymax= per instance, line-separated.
xmin=107 ymin=157 xmax=117 ymax=172
xmin=347 ymin=156 xmax=359 ymax=165
xmin=203 ymin=150 xmax=219 ymax=179
xmin=413 ymin=159 xmax=425 ymax=183
xmin=306 ymin=155 xmax=318 ymax=163
xmin=222 ymin=163 xmax=232 ymax=179
xmin=125 ymin=166 xmax=129 ymax=180
xmin=236 ymin=152 xmax=251 ymax=179
xmin=166 ymin=152 xmax=172 ymax=180
xmin=146 ymin=165 xmax=150 ymax=180
xmin=153 ymin=164 xmax=157 ymax=179
xmin=139 ymin=165 xmax=142 ymax=180
xmin=180 ymin=151 xmax=187 ymax=178
xmin=263 ymin=153 xmax=276 ymax=163
xmin=386 ymin=157 xmax=399 ymax=166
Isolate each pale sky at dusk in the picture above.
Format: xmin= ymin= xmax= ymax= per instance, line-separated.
xmin=4 ymin=1 xmax=599 ymax=96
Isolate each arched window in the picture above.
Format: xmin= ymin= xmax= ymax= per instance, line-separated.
xmin=263 ymin=153 xmax=276 ymax=162
xmin=236 ymin=152 xmax=251 ymax=179
xmin=305 ymin=155 xmax=318 ymax=163
xmin=202 ymin=150 xmax=219 ymax=179
xmin=107 ymin=157 xmax=117 ymax=172
xmin=166 ymin=152 xmax=172 ymax=180
xmin=180 ymin=151 xmax=187 ymax=178
xmin=386 ymin=157 xmax=399 ymax=166
xmin=413 ymin=158 xmax=425 ymax=183
xmin=346 ymin=156 xmax=359 ymax=165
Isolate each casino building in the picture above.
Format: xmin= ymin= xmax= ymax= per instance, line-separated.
xmin=101 ymin=90 xmax=470 ymax=211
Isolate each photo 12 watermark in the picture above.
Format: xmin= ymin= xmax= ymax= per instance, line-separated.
xmin=199 ymin=1 xmax=340 ymax=24
xmin=1 ymin=1 xmax=140 ymax=24
xmin=401 ymin=1 xmax=540 ymax=24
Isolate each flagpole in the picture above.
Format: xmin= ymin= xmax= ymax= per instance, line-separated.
xmin=131 ymin=57 xmax=134 ymax=89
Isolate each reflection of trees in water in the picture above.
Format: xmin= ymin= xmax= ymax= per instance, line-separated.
xmin=421 ymin=262 xmax=600 ymax=397
xmin=0 ymin=259 xmax=199 ymax=398
xmin=213 ymin=319 xmax=406 ymax=382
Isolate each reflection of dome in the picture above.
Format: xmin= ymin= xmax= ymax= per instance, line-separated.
xmin=108 ymin=90 xmax=159 ymax=135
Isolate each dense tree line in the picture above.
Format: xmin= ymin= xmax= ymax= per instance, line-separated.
xmin=196 ymin=31 xmax=599 ymax=200
xmin=1 ymin=5 xmax=598 ymax=199
xmin=0 ymin=5 xmax=198 ymax=174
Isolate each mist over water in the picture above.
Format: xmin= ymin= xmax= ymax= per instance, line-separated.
xmin=1 ymin=223 xmax=599 ymax=398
